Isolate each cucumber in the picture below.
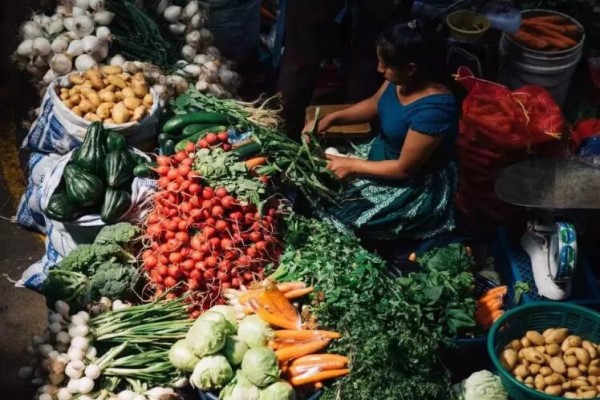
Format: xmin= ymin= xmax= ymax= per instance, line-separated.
xmin=162 ymin=112 xmax=232 ymax=133
xmin=232 ymin=141 xmax=262 ymax=159
xmin=183 ymin=123 xmax=219 ymax=136
xmin=161 ymin=140 xmax=175 ymax=156
xmin=133 ymin=162 xmax=157 ymax=178
xmin=174 ymin=125 xmax=227 ymax=152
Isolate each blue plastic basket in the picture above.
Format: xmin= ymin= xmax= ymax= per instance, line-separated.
xmin=198 ymin=389 xmax=323 ymax=400
xmin=494 ymin=227 xmax=600 ymax=306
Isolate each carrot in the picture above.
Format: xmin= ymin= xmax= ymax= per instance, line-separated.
xmin=284 ymin=287 xmax=314 ymax=299
xmin=523 ymin=20 xmax=579 ymax=36
xmin=290 ymin=368 xmax=350 ymax=386
xmin=512 ymin=30 xmax=549 ymax=50
xmin=258 ymin=281 xmax=302 ymax=326
xmin=477 ymin=296 xmax=504 ymax=311
xmin=289 ymin=361 xmax=348 ymax=376
xmin=251 ymin=299 xmax=301 ymax=330
xmin=483 ymin=285 xmax=508 ymax=298
xmin=480 ymin=309 xmax=504 ymax=329
xmin=238 ymin=289 xmax=260 ymax=305
xmin=274 ymin=330 xmax=341 ymax=340
xmin=245 ymin=156 xmax=268 ymax=170
xmin=528 ymin=25 xmax=577 ymax=48
xmin=277 ymin=282 xmax=307 ymax=292
xmin=524 ymin=15 xmax=567 ymax=25
xmin=275 ymin=339 xmax=331 ymax=362
xmin=290 ymin=354 xmax=350 ymax=366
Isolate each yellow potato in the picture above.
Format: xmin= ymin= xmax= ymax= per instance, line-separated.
xmin=564 ymin=392 xmax=577 ymax=399
xmin=98 ymin=90 xmax=116 ymax=103
xmin=583 ymin=341 xmax=598 ymax=359
xmin=131 ymin=79 xmax=149 ymax=97
xmin=589 ymin=365 xmax=600 ymax=376
xmin=117 ymin=73 xmax=131 ymax=82
xmin=523 ymin=348 xmax=545 ymax=364
xmin=78 ymin=99 xmax=94 ymax=113
xmin=71 ymin=106 xmax=84 ymax=117
xmin=84 ymin=91 xmax=101 ymax=108
xmin=521 ymin=337 xmax=532 ymax=348
xmin=111 ymin=102 xmax=131 ymax=124
xmin=82 ymin=80 xmax=93 ymax=89
xmin=514 ymin=364 xmax=529 ymax=379
xmin=104 ymin=118 xmax=115 ymax=125
xmin=96 ymin=102 xmax=114 ymax=120
xmin=121 ymin=87 xmax=136 ymax=98
xmin=562 ymin=335 xmax=582 ymax=352
xmin=544 ymin=385 xmax=563 ymax=396
xmin=132 ymin=105 xmax=146 ymax=122
xmin=529 ymin=363 xmax=541 ymax=375
xmin=84 ymin=69 xmax=104 ymax=90
xmin=69 ymin=87 xmax=81 ymax=97
xmin=547 ymin=328 xmax=569 ymax=345
xmin=568 ymin=366 xmax=581 ymax=379
xmin=535 ymin=345 xmax=546 ymax=354
xmin=62 ymin=99 xmax=75 ymax=108
xmin=550 ymin=357 xmax=566 ymax=374
xmin=84 ymin=112 xmax=101 ymax=122
xmin=60 ymin=92 xmax=69 ymax=101
xmin=143 ymin=93 xmax=153 ymax=107
xmin=580 ymin=391 xmax=598 ymax=399
xmin=101 ymin=65 xmax=123 ymax=75
xmin=107 ymin=75 xmax=127 ymax=89
xmin=540 ymin=366 xmax=553 ymax=377
xmin=506 ymin=339 xmax=522 ymax=351
xmin=134 ymin=72 xmax=145 ymax=81
xmin=60 ymin=88 xmax=69 ymax=95
xmin=589 ymin=375 xmax=598 ymax=386
xmin=527 ymin=331 xmax=546 ymax=346
xmin=535 ymin=374 xmax=546 ymax=390
xmin=546 ymin=344 xmax=561 ymax=356
xmin=68 ymin=74 xmax=85 ymax=85
xmin=544 ymin=373 xmax=564 ymax=386
xmin=123 ymin=96 xmax=141 ymax=111
xmin=501 ymin=349 xmax=518 ymax=370
xmin=115 ymin=91 xmax=124 ymax=101
xmin=105 ymin=84 xmax=116 ymax=92
xmin=565 ymin=355 xmax=578 ymax=367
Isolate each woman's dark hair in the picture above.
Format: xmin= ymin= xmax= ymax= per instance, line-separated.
xmin=376 ymin=19 xmax=449 ymax=84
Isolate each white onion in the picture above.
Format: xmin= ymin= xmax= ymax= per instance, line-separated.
xmin=85 ymin=346 xmax=97 ymax=360
xmin=56 ymin=6 xmax=69 ymax=17
xmin=70 ymin=336 xmax=90 ymax=350
xmin=68 ymin=324 xmax=89 ymax=338
xmin=16 ymin=40 xmax=34 ymax=57
xmin=117 ymin=390 xmax=136 ymax=400
xmin=81 ymin=35 xmax=100 ymax=53
xmin=193 ymin=54 xmax=208 ymax=65
xmin=190 ymin=13 xmax=202 ymax=29
xmin=65 ymin=363 xmax=83 ymax=379
xmin=75 ymin=54 xmax=96 ymax=71
xmin=22 ymin=21 xmax=43 ymax=40
xmin=63 ymin=17 xmax=74 ymax=32
xmin=84 ymin=364 xmax=101 ymax=379
xmin=57 ymin=388 xmax=73 ymax=400
xmin=51 ymin=38 xmax=69 ymax=54
xmin=132 ymin=395 xmax=146 ymax=400
xmin=156 ymin=0 xmax=171 ymax=15
xmin=66 ymin=378 xmax=80 ymax=394
xmin=185 ymin=30 xmax=200 ymax=48
xmin=183 ymin=64 xmax=201 ymax=77
xmin=163 ymin=5 xmax=182 ymax=23
xmin=195 ymin=80 xmax=208 ymax=91
xmin=39 ymin=344 xmax=54 ymax=357
xmin=78 ymin=377 xmax=94 ymax=394
xmin=72 ymin=15 xmax=95 ymax=37
xmin=39 ymin=393 xmax=53 ymax=400
xmin=209 ymin=83 xmax=225 ymax=98
xmin=183 ymin=1 xmax=199 ymax=20
xmin=50 ymin=53 xmax=72 ymax=75
xmin=96 ymin=26 xmax=111 ymax=41
xmin=169 ymin=23 xmax=186 ymax=36
xmin=67 ymin=348 xmax=84 ymax=361
xmin=181 ymin=44 xmax=196 ymax=62
xmin=75 ymin=0 xmax=90 ymax=9
xmin=49 ymin=321 xmax=63 ymax=334
xmin=45 ymin=18 xmax=64 ymax=35
xmin=39 ymin=384 xmax=58 ymax=395
xmin=109 ymin=54 xmax=125 ymax=66
xmin=89 ymin=0 xmax=105 ymax=11
xmin=66 ymin=40 xmax=84 ymax=56
xmin=72 ymin=7 xmax=86 ymax=17
xmin=94 ymin=10 xmax=115 ymax=25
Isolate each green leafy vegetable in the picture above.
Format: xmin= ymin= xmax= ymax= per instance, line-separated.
xmin=220 ymin=370 xmax=260 ymax=400
xmin=185 ymin=319 xmax=228 ymax=357
xmin=451 ymin=370 xmax=508 ymax=400
xmin=222 ymin=336 xmax=249 ymax=366
xmin=237 ymin=315 xmax=273 ymax=349
xmin=513 ymin=281 xmax=531 ymax=305
xmin=259 ymin=381 xmax=296 ymax=400
xmin=190 ymin=354 xmax=233 ymax=390
xmin=93 ymin=222 xmax=141 ymax=247
xmin=168 ymin=339 xmax=201 ymax=372
xmin=89 ymin=261 xmax=139 ymax=300
xmin=241 ymin=348 xmax=280 ymax=388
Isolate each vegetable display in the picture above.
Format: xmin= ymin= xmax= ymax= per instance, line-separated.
xmin=499 ymin=328 xmax=600 ymax=397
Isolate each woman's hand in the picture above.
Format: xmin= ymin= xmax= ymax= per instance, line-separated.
xmin=303 ymin=114 xmax=334 ymax=135
xmin=326 ymin=154 xmax=358 ymax=179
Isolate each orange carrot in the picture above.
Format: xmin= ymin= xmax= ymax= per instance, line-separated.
xmin=274 ymin=330 xmax=341 ymax=340
xmin=277 ymin=282 xmax=307 ymax=292
xmin=238 ymin=289 xmax=260 ymax=305
xmin=284 ymin=287 xmax=314 ymax=299
xmin=290 ymin=354 xmax=350 ymax=366
xmin=290 ymin=368 xmax=350 ymax=386
xmin=245 ymin=156 xmax=268 ymax=170
xmin=523 ymin=20 xmax=579 ymax=36
xmin=251 ymin=299 xmax=301 ymax=330
xmin=275 ymin=339 xmax=331 ymax=362
xmin=477 ymin=295 xmax=504 ymax=310
xmin=528 ymin=25 xmax=577 ymax=48
xmin=289 ymin=361 xmax=348 ymax=376
xmin=258 ymin=281 xmax=302 ymax=326
xmin=512 ymin=30 xmax=549 ymax=50
xmin=483 ymin=285 xmax=508 ymax=298
xmin=524 ymin=15 xmax=567 ymax=25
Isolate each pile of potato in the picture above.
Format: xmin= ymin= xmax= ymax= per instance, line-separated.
xmin=59 ymin=66 xmax=153 ymax=125
xmin=500 ymin=328 xmax=600 ymax=398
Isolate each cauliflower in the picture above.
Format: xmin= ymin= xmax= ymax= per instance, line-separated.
xmin=90 ymin=261 xmax=139 ymax=300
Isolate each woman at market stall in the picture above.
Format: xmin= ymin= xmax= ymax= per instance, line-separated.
xmin=309 ymin=19 xmax=460 ymax=266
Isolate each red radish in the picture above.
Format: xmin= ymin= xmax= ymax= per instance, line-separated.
xmin=191 ymin=250 xmax=203 ymax=261
xmin=185 ymin=142 xmax=196 ymax=153
xmin=163 ymin=219 xmax=178 ymax=231
xmin=178 ymin=164 xmax=191 ymax=176
xmin=231 ymin=278 xmax=240 ymax=288
xmin=198 ymin=139 xmax=209 ymax=149
xmin=217 ymin=132 xmax=229 ymax=142
xmin=244 ymin=272 xmax=254 ymax=281
xmin=187 ymin=170 xmax=200 ymax=180
xmin=221 ymin=196 xmax=235 ymax=209
xmin=249 ymin=232 xmax=262 ymax=243
xmin=156 ymin=155 xmax=170 ymax=166
xmin=236 ymin=255 xmax=250 ymax=267
xmin=211 ymin=206 xmax=224 ymax=217
xmin=167 ymin=169 xmax=179 ymax=180
xmin=180 ymin=202 xmax=193 ymax=214
xmin=182 ymin=259 xmax=195 ymax=272
xmin=189 ymin=184 xmax=202 ymax=196
xmin=202 ymin=187 xmax=214 ymax=200
xmin=203 ymin=270 xmax=215 ymax=280
xmin=209 ymin=237 xmax=221 ymax=250
xmin=158 ymin=177 xmax=170 ymax=188
xmin=146 ymin=224 xmax=161 ymax=238
xmin=205 ymin=217 xmax=217 ymax=226
xmin=246 ymin=246 xmax=258 ymax=258
xmin=217 ymin=271 xmax=229 ymax=282
xmin=167 ymin=182 xmax=179 ymax=192
xmin=158 ymin=254 xmax=169 ymax=265
xmin=169 ymin=253 xmax=183 ymax=264
xmin=167 ymin=238 xmax=182 ymax=251
xmin=195 ymin=261 xmax=207 ymax=271
xmin=175 ymin=231 xmax=189 ymax=243
xmin=255 ymin=241 xmax=267 ymax=251
xmin=154 ymin=165 xmax=170 ymax=176
xmin=201 ymin=199 xmax=212 ymax=210
xmin=221 ymin=238 xmax=234 ymax=250
xmin=229 ymin=211 xmax=243 ymax=223
xmin=180 ymin=180 xmax=191 ymax=192
xmin=215 ymin=220 xmax=228 ymax=232
xmin=188 ymin=279 xmax=200 ymax=291
xmin=178 ymin=220 xmax=189 ymax=231
xmin=222 ymin=143 xmax=232 ymax=152
xmin=144 ymin=255 xmax=158 ymax=269
xmin=224 ymin=251 xmax=236 ymax=261
xmin=205 ymin=133 xmax=218 ymax=145
xmin=203 ymin=226 xmax=217 ymax=239
xmin=146 ymin=212 xmax=160 ymax=224
xmin=174 ymin=151 xmax=187 ymax=163
xmin=199 ymin=244 xmax=210 ymax=254
xmin=181 ymin=158 xmax=194 ymax=167
xmin=215 ymin=187 xmax=228 ymax=198
xmin=164 ymin=231 xmax=176 ymax=240
xmin=150 ymin=271 xmax=163 ymax=284
xmin=190 ymin=235 xmax=202 ymax=250
xmin=259 ymin=176 xmax=270 ymax=184
xmin=190 ymin=209 xmax=203 ymax=221
xmin=164 ymin=277 xmax=177 ymax=287
xmin=205 ymin=256 xmax=218 ymax=269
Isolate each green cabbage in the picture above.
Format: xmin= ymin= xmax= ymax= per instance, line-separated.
xmin=210 ymin=305 xmax=238 ymax=328
xmin=259 ymin=381 xmax=296 ymax=400
xmin=238 ymin=315 xmax=273 ymax=348
xmin=220 ymin=370 xmax=260 ymax=400
xmin=222 ymin=335 xmax=248 ymax=366
xmin=452 ymin=370 xmax=508 ymax=400
xmin=190 ymin=354 xmax=233 ymax=390
xmin=200 ymin=310 xmax=236 ymax=335
xmin=186 ymin=319 xmax=227 ymax=357
xmin=168 ymin=339 xmax=201 ymax=372
xmin=241 ymin=348 xmax=280 ymax=388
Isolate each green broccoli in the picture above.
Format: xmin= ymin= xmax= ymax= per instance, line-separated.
xmin=94 ymin=222 xmax=141 ymax=247
xmin=90 ymin=261 xmax=139 ymax=300
xmin=42 ymin=269 xmax=92 ymax=311
xmin=58 ymin=243 xmax=134 ymax=275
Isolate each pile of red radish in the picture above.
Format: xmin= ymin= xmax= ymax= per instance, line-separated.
xmin=198 ymin=131 xmax=231 ymax=151
xmin=141 ymin=147 xmax=281 ymax=316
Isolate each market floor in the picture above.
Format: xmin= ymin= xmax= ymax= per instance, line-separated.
xmin=0 ymin=114 xmax=46 ymax=399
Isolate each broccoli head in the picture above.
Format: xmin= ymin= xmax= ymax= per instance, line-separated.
xmin=58 ymin=243 xmax=134 ymax=275
xmin=94 ymin=222 xmax=141 ymax=247
xmin=90 ymin=261 xmax=139 ymax=300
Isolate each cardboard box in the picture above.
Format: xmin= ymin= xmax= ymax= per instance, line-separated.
xmin=305 ymin=104 xmax=371 ymax=138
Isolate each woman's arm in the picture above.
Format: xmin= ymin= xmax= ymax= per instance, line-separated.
xmin=326 ymin=129 xmax=444 ymax=179
xmin=310 ymin=82 xmax=389 ymax=133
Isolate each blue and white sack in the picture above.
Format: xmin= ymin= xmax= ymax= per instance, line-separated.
xmin=15 ymin=148 xmax=156 ymax=290
xmin=22 ymin=78 xmax=161 ymax=154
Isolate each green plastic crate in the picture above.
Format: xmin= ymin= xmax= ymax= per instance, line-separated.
xmin=488 ymin=302 xmax=600 ymax=400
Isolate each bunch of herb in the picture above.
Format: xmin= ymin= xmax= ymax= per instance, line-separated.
xmin=270 ymin=215 xmax=476 ymax=400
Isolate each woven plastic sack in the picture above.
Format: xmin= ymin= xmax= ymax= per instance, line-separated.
xmin=15 ymin=149 xmax=156 ymax=290
xmin=22 ymin=78 xmax=160 ymax=154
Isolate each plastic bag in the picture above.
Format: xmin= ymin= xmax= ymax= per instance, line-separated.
xmin=22 ymin=78 xmax=160 ymax=154
xmin=15 ymin=149 xmax=156 ymax=290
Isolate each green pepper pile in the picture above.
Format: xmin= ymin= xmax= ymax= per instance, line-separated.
xmin=44 ymin=122 xmax=149 ymax=224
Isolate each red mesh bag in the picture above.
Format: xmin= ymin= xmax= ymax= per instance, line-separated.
xmin=454 ymin=67 xmax=565 ymax=226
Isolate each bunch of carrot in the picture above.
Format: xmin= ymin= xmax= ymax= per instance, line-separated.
xmin=140 ymin=146 xmax=281 ymax=316
xmin=475 ymin=285 xmax=508 ymax=329
xmin=229 ymin=280 xmax=350 ymax=388
xmin=512 ymin=14 xmax=581 ymax=51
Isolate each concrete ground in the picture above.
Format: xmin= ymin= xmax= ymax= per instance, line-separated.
xmin=0 ymin=111 xmax=47 ymax=399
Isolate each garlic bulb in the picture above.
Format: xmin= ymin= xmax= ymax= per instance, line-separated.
xmin=72 ymin=16 xmax=95 ymax=37
xmin=183 ymin=1 xmax=199 ymax=20
xmin=75 ymin=0 xmax=90 ymax=9
xmin=33 ymin=37 xmax=51 ymax=56
xmin=22 ymin=22 xmax=43 ymax=40
xmin=81 ymin=35 xmax=100 ymax=54
xmin=72 ymin=7 xmax=86 ymax=17
xmin=89 ymin=0 xmax=105 ymax=11
xmin=194 ymin=54 xmax=209 ymax=65
xmin=66 ymin=40 xmax=84 ymax=56
xmin=164 ymin=6 xmax=182 ymax=23
xmin=51 ymin=38 xmax=69 ymax=54
xmin=16 ymin=40 xmax=34 ymax=57
xmin=50 ymin=54 xmax=73 ymax=75
xmin=75 ymin=54 xmax=96 ymax=71
xmin=43 ymin=68 xmax=57 ymax=84
xmin=96 ymin=26 xmax=111 ymax=41
xmin=185 ymin=30 xmax=201 ymax=48
xmin=169 ymin=23 xmax=186 ymax=36
xmin=93 ymin=10 xmax=115 ymax=25
xmin=45 ymin=18 xmax=64 ymax=35
xmin=109 ymin=54 xmax=126 ymax=66
xmin=56 ymin=6 xmax=69 ymax=17
xmin=181 ymin=45 xmax=196 ymax=62
xmin=63 ymin=17 xmax=74 ymax=32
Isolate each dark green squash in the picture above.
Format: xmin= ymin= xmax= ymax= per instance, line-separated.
xmin=106 ymin=130 xmax=127 ymax=152
xmin=72 ymin=121 xmax=107 ymax=176
xmin=100 ymin=188 xmax=131 ymax=223
xmin=45 ymin=191 xmax=81 ymax=221
xmin=64 ymin=164 xmax=104 ymax=207
xmin=104 ymin=151 xmax=135 ymax=188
